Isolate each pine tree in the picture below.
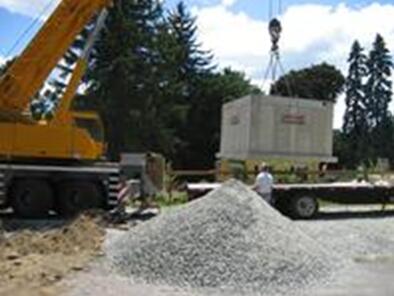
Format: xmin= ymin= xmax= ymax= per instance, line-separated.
xmin=167 ymin=1 xmax=213 ymax=87
xmin=163 ymin=1 xmax=214 ymax=106
xmin=86 ymin=0 xmax=169 ymax=160
xmin=80 ymin=0 xmax=260 ymax=166
xmin=365 ymin=34 xmax=393 ymax=162
xmin=164 ymin=1 xmax=215 ymax=167
xmin=342 ymin=40 xmax=369 ymax=167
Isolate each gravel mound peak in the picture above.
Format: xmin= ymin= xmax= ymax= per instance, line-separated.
xmin=109 ymin=180 xmax=334 ymax=294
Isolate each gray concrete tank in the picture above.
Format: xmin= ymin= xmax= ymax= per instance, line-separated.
xmin=218 ymin=95 xmax=337 ymax=162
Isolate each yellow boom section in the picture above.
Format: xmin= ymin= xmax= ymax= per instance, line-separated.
xmin=0 ymin=0 xmax=111 ymax=120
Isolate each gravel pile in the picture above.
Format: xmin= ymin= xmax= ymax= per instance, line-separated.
xmin=109 ymin=180 xmax=337 ymax=295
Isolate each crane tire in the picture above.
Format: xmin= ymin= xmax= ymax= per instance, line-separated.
xmin=56 ymin=181 xmax=104 ymax=217
xmin=11 ymin=179 xmax=54 ymax=219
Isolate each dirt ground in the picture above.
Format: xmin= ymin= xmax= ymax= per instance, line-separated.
xmin=0 ymin=212 xmax=105 ymax=296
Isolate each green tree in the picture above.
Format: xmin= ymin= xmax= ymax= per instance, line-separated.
xmin=163 ymin=2 xmax=261 ymax=169
xmin=86 ymin=0 xmax=169 ymax=160
xmin=333 ymin=130 xmax=350 ymax=167
xmin=177 ymin=68 xmax=261 ymax=169
xmin=164 ymin=1 xmax=215 ymax=167
xmin=365 ymin=34 xmax=393 ymax=163
xmin=342 ymin=40 xmax=369 ymax=168
xmin=78 ymin=0 xmax=261 ymax=169
xmin=167 ymin=2 xmax=213 ymax=82
xmin=217 ymin=68 xmax=261 ymax=102
xmin=271 ymin=63 xmax=345 ymax=102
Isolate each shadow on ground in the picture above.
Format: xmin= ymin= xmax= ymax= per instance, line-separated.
xmin=314 ymin=209 xmax=394 ymax=221
xmin=0 ymin=211 xmax=67 ymax=232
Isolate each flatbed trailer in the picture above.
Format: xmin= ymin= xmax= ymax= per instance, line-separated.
xmin=187 ymin=182 xmax=394 ymax=219
xmin=0 ymin=162 xmax=120 ymax=218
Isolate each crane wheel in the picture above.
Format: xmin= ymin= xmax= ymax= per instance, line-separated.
xmin=11 ymin=179 xmax=54 ymax=219
xmin=56 ymin=181 xmax=104 ymax=217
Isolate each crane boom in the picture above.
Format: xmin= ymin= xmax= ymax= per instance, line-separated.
xmin=0 ymin=0 xmax=120 ymax=219
xmin=0 ymin=0 xmax=111 ymax=120
xmin=53 ymin=9 xmax=108 ymax=124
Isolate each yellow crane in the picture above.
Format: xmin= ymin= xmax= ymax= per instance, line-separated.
xmin=0 ymin=0 xmax=112 ymax=160
xmin=0 ymin=0 xmax=119 ymax=218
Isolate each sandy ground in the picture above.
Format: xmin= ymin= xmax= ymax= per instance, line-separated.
xmin=0 ymin=213 xmax=105 ymax=296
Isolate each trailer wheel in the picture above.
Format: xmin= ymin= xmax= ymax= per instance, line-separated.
xmin=11 ymin=179 xmax=54 ymax=218
xmin=56 ymin=181 xmax=104 ymax=217
xmin=290 ymin=195 xmax=318 ymax=219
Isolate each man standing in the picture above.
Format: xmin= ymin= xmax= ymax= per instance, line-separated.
xmin=253 ymin=163 xmax=274 ymax=205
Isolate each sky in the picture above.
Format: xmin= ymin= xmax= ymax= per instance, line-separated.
xmin=1 ymin=0 xmax=394 ymax=129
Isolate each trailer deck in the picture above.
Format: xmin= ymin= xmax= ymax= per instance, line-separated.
xmin=187 ymin=181 xmax=394 ymax=219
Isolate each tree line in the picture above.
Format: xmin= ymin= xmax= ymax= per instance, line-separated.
xmin=338 ymin=34 xmax=393 ymax=169
xmin=76 ymin=0 xmax=260 ymax=169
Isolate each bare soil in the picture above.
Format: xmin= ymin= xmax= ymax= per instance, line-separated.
xmin=0 ymin=213 xmax=105 ymax=296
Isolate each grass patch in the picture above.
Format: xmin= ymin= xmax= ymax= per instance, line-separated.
xmin=155 ymin=191 xmax=188 ymax=208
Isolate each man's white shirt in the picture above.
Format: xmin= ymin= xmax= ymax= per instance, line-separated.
xmin=255 ymin=172 xmax=274 ymax=194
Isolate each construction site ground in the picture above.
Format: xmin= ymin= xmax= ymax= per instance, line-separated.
xmin=0 ymin=211 xmax=106 ymax=296
xmin=1 ymin=204 xmax=394 ymax=296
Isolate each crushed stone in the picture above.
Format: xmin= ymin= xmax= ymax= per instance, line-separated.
xmin=109 ymin=180 xmax=338 ymax=295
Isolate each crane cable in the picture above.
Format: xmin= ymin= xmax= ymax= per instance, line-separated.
xmin=263 ymin=0 xmax=293 ymax=97
xmin=5 ymin=0 xmax=59 ymax=58
xmin=268 ymin=0 xmax=282 ymax=19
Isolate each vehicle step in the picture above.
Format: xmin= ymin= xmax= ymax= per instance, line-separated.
xmin=0 ymin=172 xmax=6 ymax=197
xmin=108 ymin=172 xmax=120 ymax=207
xmin=109 ymin=176 xmax=120 ymax=182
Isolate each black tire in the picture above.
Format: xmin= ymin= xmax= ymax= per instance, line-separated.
xmin=290 ymin=195 xmax=319 ymax=219
xmin=56 ymin=181 xmax=104 ymax=217
xmin=11 ymin=179 xmax=54 ymax=218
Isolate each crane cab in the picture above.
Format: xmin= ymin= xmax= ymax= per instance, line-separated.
xmin=0 ymin=110 xmax=105 ymax=162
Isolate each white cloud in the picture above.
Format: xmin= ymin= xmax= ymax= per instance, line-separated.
xmin=194 ymin=2 xmax=394 ymax=129
xmin=195 ymin=5 xmax=269 ymax=59
xmin=0 ymin=0 xmax=59 ymax=18
xmin=281 ymin=3 xmax=394 ymax=71
xmin=221 ymin=0 xmax=237 ymax=8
